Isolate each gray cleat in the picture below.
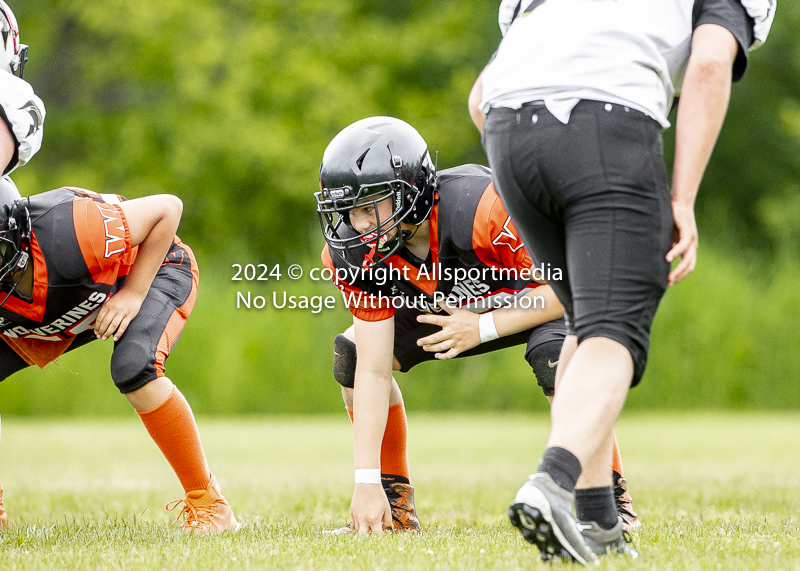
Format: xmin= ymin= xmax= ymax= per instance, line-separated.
xmin=509 ymin=473 xmax=598 ymax=566
xmin=578 ymin=519 xmax=639 ymax=558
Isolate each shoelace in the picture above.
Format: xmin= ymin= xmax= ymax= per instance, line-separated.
xmin=166 ymin=498 xmax=214 ymax=530
xmin=613 ymin=477 xmax=637 ymax=517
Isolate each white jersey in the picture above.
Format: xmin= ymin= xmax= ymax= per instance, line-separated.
xmin=0 ymin=72 xmax=45 ymax=174
xmin=481 ymin=0 xmax=774 ymax=128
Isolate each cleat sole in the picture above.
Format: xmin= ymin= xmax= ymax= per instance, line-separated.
xmin=510 ymin=502 xmax=582 ymax=564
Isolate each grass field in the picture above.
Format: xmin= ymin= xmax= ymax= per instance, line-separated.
xmin=1 ymin=412 xmax=800 ymax=570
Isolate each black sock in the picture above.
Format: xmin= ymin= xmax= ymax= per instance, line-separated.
xmin=575 ymin=487 xmax=618 ymax=530
xmin=538 ymin=446 xmax=582 ymax=493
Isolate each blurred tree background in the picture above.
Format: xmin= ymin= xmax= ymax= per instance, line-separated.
xmin=0 ymin=0 xmax=797 ymax=415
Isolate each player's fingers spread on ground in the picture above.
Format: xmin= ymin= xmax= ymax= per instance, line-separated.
xmin=353 ymin=515 xmax=382 ymax=535
xmin=382 ymin=510 xmax=393 ymax=533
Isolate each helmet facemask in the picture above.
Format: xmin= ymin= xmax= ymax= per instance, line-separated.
xmin=0 ymin=198 xmax=31 ymax=307
xmin=317 ymin=177 xmax=423 ymax=270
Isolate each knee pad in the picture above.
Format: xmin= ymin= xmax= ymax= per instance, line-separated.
xmin=525 ymin=339 xmax=563 ymax=397
xmin=333 ymin=334 xmax=357 ymax=389
xmin=110 ymin=337 xmax=159 ymax=394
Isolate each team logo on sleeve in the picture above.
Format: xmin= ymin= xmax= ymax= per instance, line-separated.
xmin=97 ymin=204 xmax=126 ymax=258
xmin=492 ymin=216 xmax=524 ymax=252
xmin=19 ymin=100 xmax=43 ymax=138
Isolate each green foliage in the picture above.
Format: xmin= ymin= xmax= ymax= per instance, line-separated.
xmin=661 ymin=1 xmax=800 ymax=256
xmin=0 ymin=2 xmax=797 ymax=414
xmin=15 ymin=0 xmax=498 ymax=259
xmin=13 ymin=1 xmax=800 ymax=258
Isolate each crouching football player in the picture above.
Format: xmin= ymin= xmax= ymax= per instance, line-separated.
xmin=0 ymin=177 xmax=238 ymax=533
xmin=315 ymin=117 xmax=639 ymax=535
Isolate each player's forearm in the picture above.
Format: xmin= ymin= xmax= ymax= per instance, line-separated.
xmin=123 ymin=197 xmax=182 ymax=299
xmin=672 ymin=25 xmax=737 ymax=209
xmin=493 ymin=286 xmax=564 ymax=337
xmin=352 ymin=369 xmax=393 ymax=469
xmin=468 ymin=72 xmax=486 ymax=134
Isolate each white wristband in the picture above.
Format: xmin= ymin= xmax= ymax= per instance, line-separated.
xmin=355 ymin=468 xmax=382 ymax=485
xmin=478 ymin=312 xmax=500 ymax=343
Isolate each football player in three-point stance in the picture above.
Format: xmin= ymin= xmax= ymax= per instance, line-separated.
xmin=0 ymin=0 xmax=45 ymax=529
xmin=315 ymin=117 xmax=639 ymax=535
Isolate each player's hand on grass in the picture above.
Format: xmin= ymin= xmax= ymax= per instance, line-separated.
xmin=94 ymin=288 xmax=145 ymax=341
xmin=416 ymin=303 xmax=481 ymax=360
xmin=666 ymin=201 xmax=698 ymax=286
xmin=350 ymin=484 xmax=392 ymax=534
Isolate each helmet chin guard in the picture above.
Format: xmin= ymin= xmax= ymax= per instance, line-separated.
xmin=316 ymin=117 xmax=437 ymax=270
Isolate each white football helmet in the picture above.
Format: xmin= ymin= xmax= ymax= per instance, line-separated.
xmin=0 ymin=1 xmax=26 ymax=78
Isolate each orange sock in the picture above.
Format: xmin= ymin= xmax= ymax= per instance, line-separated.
xmin=346 ymin=402 xmax=410 ymax=481
xmin=611 ymin=433 xmax=624 ymax=478
xmin=137 ymin=386 xmax=210 ymax=493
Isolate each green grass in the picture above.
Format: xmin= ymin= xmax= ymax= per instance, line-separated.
xmin=2 ymin=413 xmax=800 ymax=569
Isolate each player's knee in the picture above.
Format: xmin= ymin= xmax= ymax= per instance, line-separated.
xmin=525 ymin=339 xmax=562 ymax=397
xmin=578 ymin=325 xmax=648 ymax=386
xmin=333 ymin=334 xmax=357 ymax=389
xmin=110 ymin=339 xmax=159 ymax=394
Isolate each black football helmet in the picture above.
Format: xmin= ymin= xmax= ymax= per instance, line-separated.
xmin=316 ymin=117 xmax=437 ymax=270
xmin=0 ymin=1 xmax=27 ymax=78
xmin=0 ymin=175 xmax=31 ymax=307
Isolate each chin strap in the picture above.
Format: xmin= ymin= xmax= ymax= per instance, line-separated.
xmin=402 ymin=227 xmax=417 ymax=243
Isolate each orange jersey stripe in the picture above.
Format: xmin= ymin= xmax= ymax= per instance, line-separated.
xmin=72 ymin=197 xmax=137 ymax=285
xmin=1 ymin=231 xmax=49 ymax=321
xmin=154 ymin=239 xmax=199 ymax=377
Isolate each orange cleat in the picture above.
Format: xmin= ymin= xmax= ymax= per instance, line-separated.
xmin=384 ymin=482 xmax=421 ymax=532
xmin=166 ymin=474 xmax=239 ymax=534
xmin=0 ymin=481 xmax=6 ymax=529
xmin=325 ymin=482 xmax=421 ymax=535
xmin=613 ymin=471 xmax=641 ymax=533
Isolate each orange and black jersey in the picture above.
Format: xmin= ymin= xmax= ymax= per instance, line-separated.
xmin=0 ymin=187 xmax=193 ymax=372
xmin=0 ymin=187 xmax=138 ymax=346
xmin=322 ymin=164 xmax=538 ymax=322
xmin=0 ymin=187 xmax=198 ymax=392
